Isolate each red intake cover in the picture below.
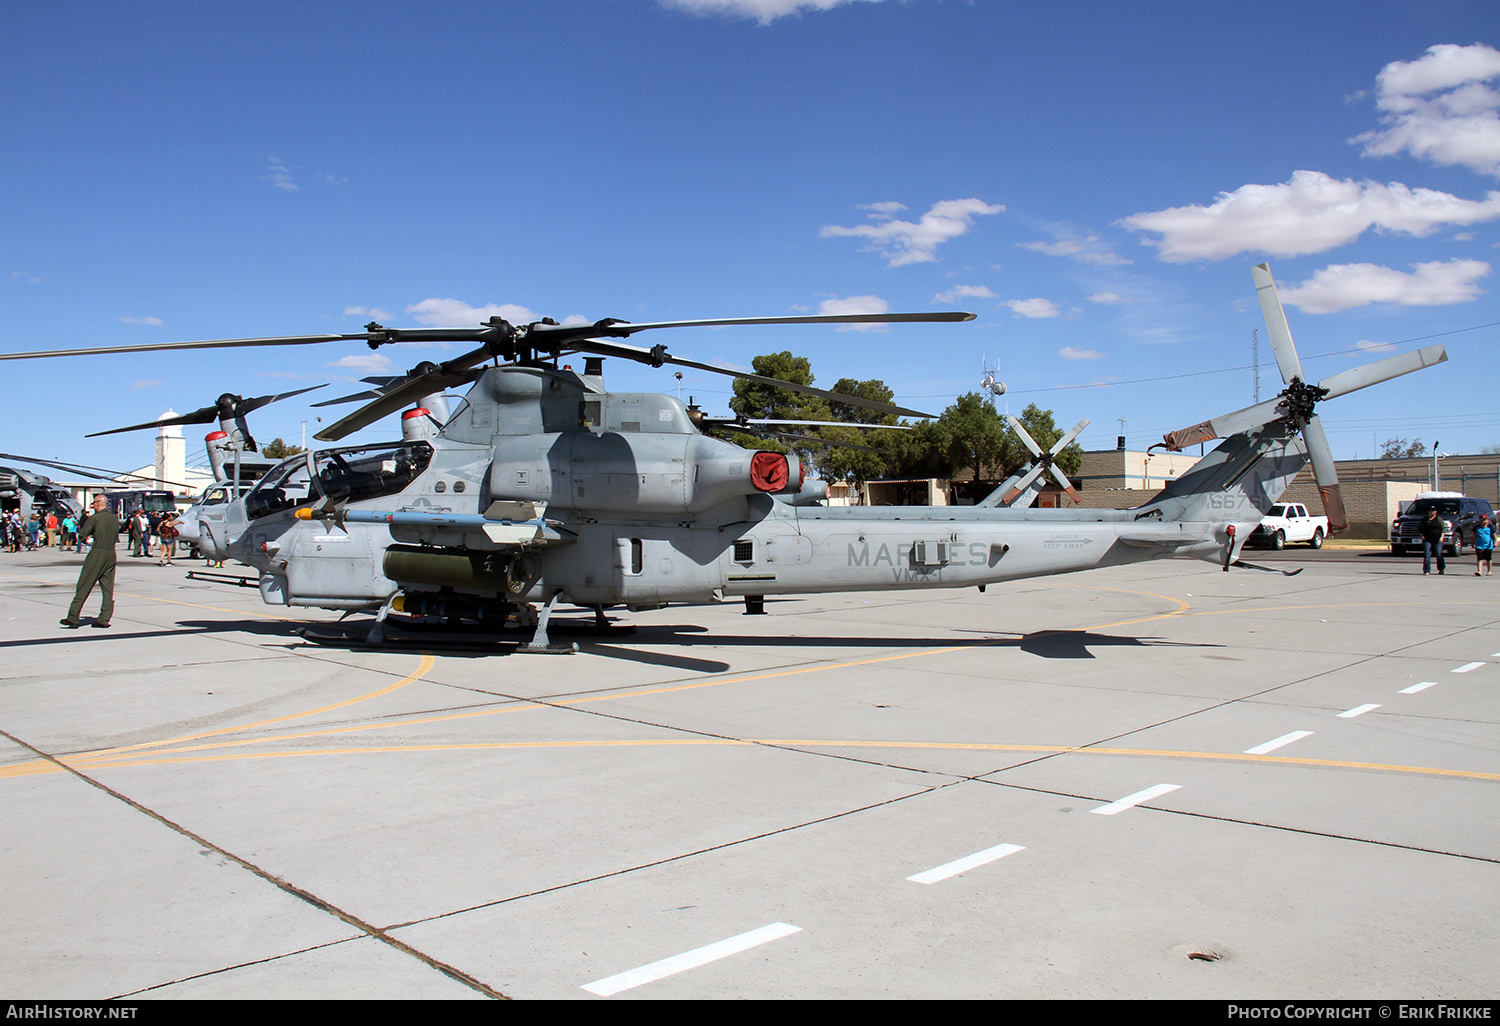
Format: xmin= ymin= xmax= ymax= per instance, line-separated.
xmin=750 ymin=451 xmax=790 ymax=492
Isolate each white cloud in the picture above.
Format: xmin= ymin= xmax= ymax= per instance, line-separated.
xmin=1278 ymin=259 xmax=1490 ymax=314
xmin=265 ymin=156 xmax=296 ymax=192
xmin=1355 ymin=339 xmax=1398 ymax=355
xmin=344 ymin=305 xmax=396 ymax=322
xmin=659 ymin=0 xmax=887 ymax=24
xmin=119 ymin=315 xmax=163 ymax=326
xmin=933 ymin=284 xmax=996 ymax=303
xmin=1353 ymin=43 xmax=1500 ymax=177
xmin=328 ymin=353 xmax=395 ymax=374
xmin=1018 ymin=235 xmax=1132 ymax=266
xmin=1059 ymin=347 xmax=1104 ymax=360
xmin=1003 ymin=298 xmax=1061 ymax=319
xmin=129 ymin=379 xmax=160 ymax=389
xmin=821 ymin=198 xmax=1005 ymax=267
xmin=406 ymin=298 xmax=540 ymax=326
xmin=817 ymin=294 xmax=891 ymax=332
xmin=11 ymin=271 xmax=40 ymax=284
xmin=1119 ymin=170 xmax=1500 ymax=262
xmin=1086 ymin=292 xmax=1125 ymax=304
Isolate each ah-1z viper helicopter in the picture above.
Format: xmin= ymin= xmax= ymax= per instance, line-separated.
xmin=1 ymin=264 xmax=1446 ymax=651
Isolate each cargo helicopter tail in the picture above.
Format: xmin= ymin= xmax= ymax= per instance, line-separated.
xmin=1127 ymin=266 xmax=1447 ymax=566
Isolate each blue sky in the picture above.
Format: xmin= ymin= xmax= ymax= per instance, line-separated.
xmin=4 ymin=0 xmax=1498 ymax=478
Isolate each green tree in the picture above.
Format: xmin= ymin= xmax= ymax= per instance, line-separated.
xmin=937 ymin=392 xmax=1016 ymax=483
xmin=1379 ymin=437 xmax=1427 ymax=459
xmin=262 ymin=438 xmax=305 ymax=459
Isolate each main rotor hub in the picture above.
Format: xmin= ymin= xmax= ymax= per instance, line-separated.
xmin=1278 ymin=377 xmax=1328 ymax=424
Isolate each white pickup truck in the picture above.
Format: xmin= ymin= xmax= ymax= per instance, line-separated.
xmin=1248 ymin=503 xmax=1330 ymax=549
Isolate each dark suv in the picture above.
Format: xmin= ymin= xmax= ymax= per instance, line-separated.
xmin=1391 ymin=493 xmax=1495 ymax=556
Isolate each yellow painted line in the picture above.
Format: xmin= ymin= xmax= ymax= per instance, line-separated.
xmin=67 ymin=654 xmax=437 ymax=765
xmin=17 ymin=587 xmax=1199 ymax=774
xmin=25 ymin=736 xmax=1497 ymax=784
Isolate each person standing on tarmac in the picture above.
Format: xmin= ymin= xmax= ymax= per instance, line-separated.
xmin=61 ymin=496 xmax=121 ymax=629
xmin=1419 ymin=506 xmax=1448 ymax=576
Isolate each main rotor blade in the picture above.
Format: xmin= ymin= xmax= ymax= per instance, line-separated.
xmin=748 ymin=429 xmax=889 ymax=453
xmin=1253 ymin=262 xmax=1304 ymax=385
xmin=702 ymin=418 xmax=911 ymax=431
xmin=0 ymin=333 xmax=368 ymax=361
xmin=575 ymin=338 xmax=935 ymax=420
xmin=315 ymin=358 xmax=486 ymax=441
xmin=1318 ymin=344 xmax=1447 ymax=400
xmin=532 ymin=311 xmax=976 ymax=347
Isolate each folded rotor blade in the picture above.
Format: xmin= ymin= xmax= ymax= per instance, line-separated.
xmin=1049 ymin=463 xmax=1081 ymax=504
xmin=1318 ymin=344 xmax=1447 ymax=400
xmin=999 ymin=463 xmax=1047 ymax=505
xmin=1301 ymin=414 xmax=1347 ymax=533
xmin=1051 ymin=418 xmax=1090 ymax=455
xmin=1007 ymin=415 xmax=1044 ymax=458
xmin=1253 ymin=263 xmax=1304 ymax=385
xmin=1160 ymin=396 xmax=1287 ymax=451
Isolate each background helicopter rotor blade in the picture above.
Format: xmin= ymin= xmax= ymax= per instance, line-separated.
xmin=0 ymin=452 xmax=197 ymax=490
xmin=84 ymin=384 xmax=327 ymax=438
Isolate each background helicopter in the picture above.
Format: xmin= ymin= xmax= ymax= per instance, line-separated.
xmin=0 ymin=268 xmax=1447 ymax=651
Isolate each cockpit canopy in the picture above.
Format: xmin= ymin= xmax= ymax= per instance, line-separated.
xmin=244 ymin=442 xmax=433 ymax=521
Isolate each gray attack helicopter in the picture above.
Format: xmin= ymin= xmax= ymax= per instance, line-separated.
xmin=0 ymin=265 xmax=1446 ymax=651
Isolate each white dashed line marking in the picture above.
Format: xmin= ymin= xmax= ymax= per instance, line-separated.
xmin=1452 ymin=662 xmax=1484 ymax=673
xmin=1244 ymin=730 xmax=1314 ymax=755
xmin=1091 ymin=783 xmax=1182 ymax=815
xmin=1337 ymin=704 xmax=1381 ymax=718
xmin=581 ymin=923 xmax=802 ymax=996
xmin=907 ymin=843 xmax=1025 ymax=885
xmin=1400 ymin=681 xmax=1437 ymax=694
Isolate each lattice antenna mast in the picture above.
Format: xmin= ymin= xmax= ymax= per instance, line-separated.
xmin=1249 ymin=327 xmax=1260 ymax=403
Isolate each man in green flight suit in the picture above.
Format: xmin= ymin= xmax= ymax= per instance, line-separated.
xmin=61 ymin=495 xmax=120 ymax=629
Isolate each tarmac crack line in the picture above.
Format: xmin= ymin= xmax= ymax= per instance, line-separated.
xmin=0 ymin=725 xmax=511 ymax=1001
